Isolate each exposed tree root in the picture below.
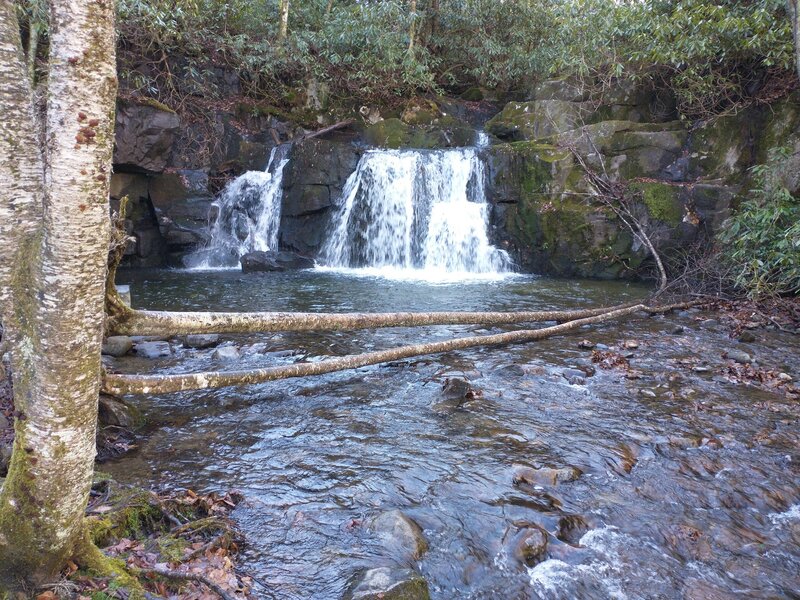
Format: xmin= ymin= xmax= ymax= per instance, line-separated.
xmin=74 ymin=530 xmax=146 ymax=599
xmin=136 ymin=566 xmax=238 ymax=600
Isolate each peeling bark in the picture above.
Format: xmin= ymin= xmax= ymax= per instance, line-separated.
xmin=0 ymin=0 xmax=117 ymax=587
xmin=103 ymin=305 xmax=647 ymax=395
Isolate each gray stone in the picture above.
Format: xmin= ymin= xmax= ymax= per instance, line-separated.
xmin=240 ymin=250 xmax=315 ymax=273
xmin=134 ymin=341 xmax=171 ymax=358
xmin=213 ymin=346 xmax=241 ymax=361
xmin=349 ymin=567 xmax=430 ymax=600
xmin=562 ymin=368 xmax=587 ymax=381
xmin=185 ymin=334 xmax=221 ymax=349
xmin=0 ymin=442 xmax=12 ymax=477
xmin=102 ymin=336 xmax=134 ymax=357
xmin=725 ymin=349 xmax=752 ymax=364
xmin=114 ymin=99 xmax=180 ymax=172
xmin=369 ymin=510 xmax=428 ymax=560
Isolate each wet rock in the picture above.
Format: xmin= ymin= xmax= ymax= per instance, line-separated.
xmin=595 ymin=343 xmax=609 ymax=350
xmin=567 ymin=375 xmax=586 ymax=385
xmin=0 ymin=442 xmax=12 ymax=477
xmin=440 ymin=378 xmax=479 ymax=402
xmin=700 ymin=318 xmax=719 ymax=329
xmin=578 ymin=339 xmax=595 ymax=349
xmin=184 ymin=334 xmax=220 ymax=349
xmin=133 ymin=341 xmax=171 ymax=358
xmin=114 ymin=98 xmax=180 ymax=172
xmin=102 ymin=336 xmax=133 ymax=357
xmin=777 ymin=372 xmax=793 ymax=382
xmin=241 ymin=250 xmax=315 ymax=273
xmin=670 ymin=325 xmax=685 ymax=334
xmin=511 ymin=526 xmax=549 ymax=566
xmin=369 ymin=509 xmax=428 ymax=560
xmin=213 ymin=346 xmax=241 ymax=361
xmin=692 ymin=366 xmax=711 ymax=374
xmin=349 ymin=567 xmax=430 ymax=600
xmin=737 ymin=330 xmax=756 ymax=343
xmin=98 ymin=394 xmax=139 ymax=429
xmin=512 ymin=464 xmax=582 ymax=486
xmin=638 ymin=389 xmax=657 ymax=398
xmin=724 ymin=349 xmax=752 ymax=364
xmin=556 ymin=515 xmax=590 ymax=545
xmin=561 ymin=368 xmax=586 ymax=381
xmin=623 ymin=339 xmax=640 ymax=349
xmin=498 ymin=364 xmax=526 ymax=377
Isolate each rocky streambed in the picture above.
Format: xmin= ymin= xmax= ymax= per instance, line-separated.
xmin=102 ymin=268 xmax=800 ymax=599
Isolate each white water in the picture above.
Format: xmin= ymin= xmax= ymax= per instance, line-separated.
xmin=185 ymin=145 xmax=290 ymax=269
xmin=320 ymin=147 xmax=512 ymax=281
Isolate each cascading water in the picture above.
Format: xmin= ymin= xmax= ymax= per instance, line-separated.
xmin=320 ymin=146 xmax=511 ymax=279
xmin=185 ymin=144 xmax=290 ymax=269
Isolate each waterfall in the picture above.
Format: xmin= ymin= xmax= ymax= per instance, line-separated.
xmin=320 ymin=147 xmax=511 ymax=279
xmin=185 ymin=144 xmax=290 ymax=269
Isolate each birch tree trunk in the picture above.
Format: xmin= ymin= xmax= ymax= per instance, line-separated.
xmin=408 ymin=0 xmax=417 ymax=54
xmin=279 ymin=0 xmax=290 ymax=42
xmin=0 ymin=0 xmax=117 ymax=588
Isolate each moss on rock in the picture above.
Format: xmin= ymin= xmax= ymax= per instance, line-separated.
xmin=632 ymin=182 xmax=683 ymax=225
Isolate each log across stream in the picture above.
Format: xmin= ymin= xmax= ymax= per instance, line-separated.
xmin=104 ymin=268 xmax=800 ymax=600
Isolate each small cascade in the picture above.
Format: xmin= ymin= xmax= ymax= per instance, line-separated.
xmin=186 ymin=144 xmax=290 ymax=269
xmin=321 ymin=147 xmax=511 ymax=278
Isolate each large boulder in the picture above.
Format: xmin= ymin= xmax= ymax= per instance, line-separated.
xmin=361 ymin=117 xmax=476 ymax=149
xmin=240 ymin=250 xmax=315 ymax=273
xmin=114 ymin=99 xmax=180 ymax=172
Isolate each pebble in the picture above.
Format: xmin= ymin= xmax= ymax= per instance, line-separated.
xmin=639 ymin=389 xmax=657 ymax=398
xmin=623 ymin=339 xmax=640 ymax=349
xmin=578 ymin=340 xmax=595 ymax=349
xmin=670 ymin=325 xmax=685 ymax=335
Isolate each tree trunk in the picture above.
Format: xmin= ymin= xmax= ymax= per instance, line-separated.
xmin=408 ymin=0 xmax=417 ymax=55
xmin=790 ymin=0 xmax=800 ymax=79
xmin=279 ymin=0 xmax=289 ymax=42
xmin=107 ymin=304 xmax=638 ymax=337
xmin=0 ymin=0 xmax=117 ymax=588
xmin=103 ymin=304 xmax=647 ymax=395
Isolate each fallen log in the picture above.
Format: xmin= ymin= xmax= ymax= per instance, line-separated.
xmin=108 ymin=304 xmax=640 ymax=336
xmin=103 ymin=304 xmax=646 ymax=395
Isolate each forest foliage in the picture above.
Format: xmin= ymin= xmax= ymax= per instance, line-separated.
xmin=14 ymin=0 xmax=797 ymax=114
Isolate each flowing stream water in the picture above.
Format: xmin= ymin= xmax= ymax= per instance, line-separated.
xmin=320 ymin=147 xmax=511 ymax=280
xmin=110 ymin=269 xmax=800 ymax=600
xmin=185 ymin=144 xmax=291 ymax=269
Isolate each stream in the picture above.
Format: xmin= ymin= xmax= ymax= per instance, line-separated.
xmin=107 ymin=268 xmax=800 ymax=599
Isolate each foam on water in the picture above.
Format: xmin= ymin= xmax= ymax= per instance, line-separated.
xmin=319 ymin=147 xmax=512 ymax=279
xmin=185 ymin=144 xmax=290 ymax=269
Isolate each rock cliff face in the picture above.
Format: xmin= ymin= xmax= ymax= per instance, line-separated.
xmin=111 ymin=84 xmax=798 ymax=277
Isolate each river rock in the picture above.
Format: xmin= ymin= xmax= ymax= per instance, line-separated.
xmin=185 ymin=334 xmax=220 ymax=349
xmin=102 ymin=336 xmax=134 ymax=357
xmin=213 ymin=346 xmax=241 ymax=361
xmin=0 ymin=442 xmax=12 ymax=477
xmin=369 ymin=510 xmax=428 ymax=560
xmin=724 ymin=349 xmax=752 ymax=364
xmin=512 ymin=464 xmax=581 ymax=486
xmin=511 ymin=526 xmax=549 ymax=566
xmin=349 ymin=567 xmax=430 ymax=600
xmin=98 ymin=394 xmax=139 ymax=429
xmin=240 ymin=250 xmax=315 ymax=273
xmin=562 ymin=368 xmax=587 ymax=381
xmin=737 ymin=330 xmax=756 ymax=343
xmin=133 ymin=341 xmax=171 ymax=358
